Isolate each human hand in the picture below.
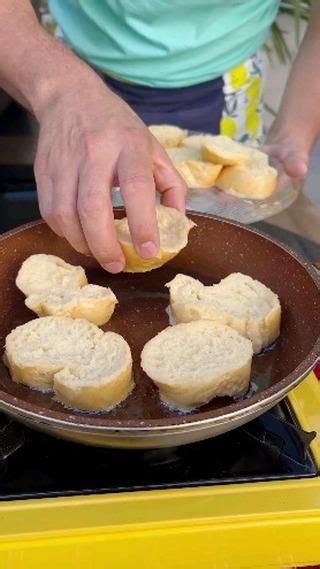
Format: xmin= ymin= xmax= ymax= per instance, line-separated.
xmin=264 ymin=134 xmax=311 ymax=179
xmin=34 ymin=72 xmax=186 ymax=273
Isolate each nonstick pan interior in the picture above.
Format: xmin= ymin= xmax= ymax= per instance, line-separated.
xmin=0 ymin=212 xmax=318 ymax=429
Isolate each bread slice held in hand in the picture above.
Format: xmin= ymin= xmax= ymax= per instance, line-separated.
xmin=141 ymin=320 xmax=253 ymax=410
xmin=148 ymin=124 xmax=187 ymax=147
xmin=4 ymin=316 xmax=133 ymax=411
xmin=166 ymin=272 xmax=281 ymax=354
xmin=16 ymin=254 xmax=118 ymax=325
xmin=115 ymin=205 xmax=195 ymax=272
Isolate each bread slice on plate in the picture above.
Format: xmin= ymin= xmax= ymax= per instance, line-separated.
xmin=16 ymin=254 xmax=118 ymax=325
xmin=148 ymin=124 xmax=187 ymax=147
xmin=166 ymin=146 xmax=222 ymax=188
xmin=4 ymin=316 xmax=133 ymax=411
xmin=16 ymin=254 xmax=87 ymax=296
xmin=175 ymin=161 xmax=222 ymax=188
xmin=215 ymin=159 xmax=277 ymax=200
xmin=182 ymin=134 xmax=218 ymax=151
xmin=201 ymin=135 xmax=251 ymax=166
xmin=166 ymin=272 xmax=281 ymax=354
xmin=166 ymin=146 xmax=202 ymax=163
xmin=141 ymin=320 xmax=253 ymax=410
xmin=115 ymin=204 xmax=195 ymax=272
xmin=25 ymin=284 xmax=118 ymax=326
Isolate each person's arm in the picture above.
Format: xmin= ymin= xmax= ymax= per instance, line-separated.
xmin=0 ymin=0 xmax=186 ymax=272
xmin=266 ymin=1 xmax=320 ymax=178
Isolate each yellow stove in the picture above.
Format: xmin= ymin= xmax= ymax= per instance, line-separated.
xmin=0 ymin=373 xmax=319 ymax=569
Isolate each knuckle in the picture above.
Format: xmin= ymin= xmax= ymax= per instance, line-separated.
xmin=53 ymin=204 xmax=75 ymax=226
xmin=78 ymin=193 xmax=106 ymax=216
xmin=82 ymin=132 xmax=104 ymax=161
xmin=121 ymin=173 xmax=152 ymax=193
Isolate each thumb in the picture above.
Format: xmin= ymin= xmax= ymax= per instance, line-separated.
xmin=282 ymin=148 xmax=309 ymax=179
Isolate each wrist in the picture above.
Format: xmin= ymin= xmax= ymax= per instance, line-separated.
xmin=14 ymin=30 xmax=105 ymax=120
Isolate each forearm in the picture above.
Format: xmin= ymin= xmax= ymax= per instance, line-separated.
xmin=269 ymin=1 xmax=320 ymax=148
xmin=0 ymin=0 xmax=103 ymax=117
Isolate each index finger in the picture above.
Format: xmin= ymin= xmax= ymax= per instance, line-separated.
xmin=117 ymin=146 xmax=159 ymax=259
xmin=77 ymin=162 xmax=125 ymax=273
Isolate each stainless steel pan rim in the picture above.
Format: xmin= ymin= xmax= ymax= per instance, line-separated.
xmin=0 ymin=365 xmax=314 ymax=435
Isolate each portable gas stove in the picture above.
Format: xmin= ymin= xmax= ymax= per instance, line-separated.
xmin=0 ymin=165 xmax=320 ymax=569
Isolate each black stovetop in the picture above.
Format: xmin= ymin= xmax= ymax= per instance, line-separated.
xmin=0 ymin=160 xmax=318 ymax=501
xmin=0 ymin=401 xmax=316 ymax=501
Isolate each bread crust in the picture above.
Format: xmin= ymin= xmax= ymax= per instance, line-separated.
xmin=25 ymin=286 xmax=117 ymax=326
xmin=141 ymin=321 xmax=253 ymax=410
xmin=175 ymin=161 xmax=222 ymax=188
xmin=4 ymin=317 xmax=133 ymax=411
xmin=115 ymin=205 xmax=195 ymax=273
xmin=148 ymin=124 xmax=187 ymax=147
xmin=167 ymin=273 xmax=281 ymax=354
xmin=216 ymin=163 xmax=277 ymax=200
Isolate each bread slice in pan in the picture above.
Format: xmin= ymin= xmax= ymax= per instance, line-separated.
xmin=16 ymin=254 xmax=118 ymax=325
xmin=166 ymin=272 xmax=281 ymax=354
xmin=148 ymin=124 xmax=187 ymax=147
xmin=16 ymin=254 xmax=87 ymax=296
xmin=4 ymin=316 xmax=133 ymax=411
xmin=141 ymin=320 xmax=253 ymax=410
xmin=115 ymin=204 xmax=195 ymax=272
xmin=25 ymin=284 xmax=118 ymax=327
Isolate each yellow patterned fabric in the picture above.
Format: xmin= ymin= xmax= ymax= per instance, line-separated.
xmin=220 ymin=52 xmax=264 ymax=145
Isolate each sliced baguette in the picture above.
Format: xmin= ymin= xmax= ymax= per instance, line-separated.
xmin=166 ymin=272 xmax=281 ymax=354
xmin=4 ymin=316 xmax=133 ymax=411
xmin=148 ymin=124 xmax=187 ymax=147
xmin=17 ymin=254 xmax=118 ymax=325
xmin=115 ymin=205 xmax=195 ymax=272
xmin=141 ymin=320 xmax=253 ymax=410
xmin=25 ymin=284 xmax=118 ymax=326
xmin=166 ymin=146 xmax=222 ymax=188
xmin=215 ymin=160 xmax=277 ymax=200
xmin=16 ymin=254 xmax=87 ymax=296
xmin=175 ymin=161 xmax=222 ymax=188
xmin=182 ymin=133 xmax=269 ymax=163
xmin=182 ymin=134 xmax=218 ymax=151
xmin=201 ymin=135 xmax=251 ymax=166
xmin=166 ymin=146 xmax=202 ymax=163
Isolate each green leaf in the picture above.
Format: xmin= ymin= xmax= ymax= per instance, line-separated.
xmin=267 ymin=0 xmax=311 ymax=63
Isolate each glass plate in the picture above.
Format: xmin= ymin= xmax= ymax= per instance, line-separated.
xmin=112 ymin=172 xmax=300 ymax=225
xmin=112 ymin=130 xmax=301 ymax=224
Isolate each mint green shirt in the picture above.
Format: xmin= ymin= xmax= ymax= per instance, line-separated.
xmin=49 ymin=0 xmax=279 ymax=88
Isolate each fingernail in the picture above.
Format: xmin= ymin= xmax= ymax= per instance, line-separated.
xmin=104 ymin=261 xmax=124 ymax=273
xmin=139 ymin=241 xmax=158 ymax=259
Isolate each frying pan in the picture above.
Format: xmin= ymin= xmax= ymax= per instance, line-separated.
xmin=0 ymin=211 xmax=319 ymax=449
